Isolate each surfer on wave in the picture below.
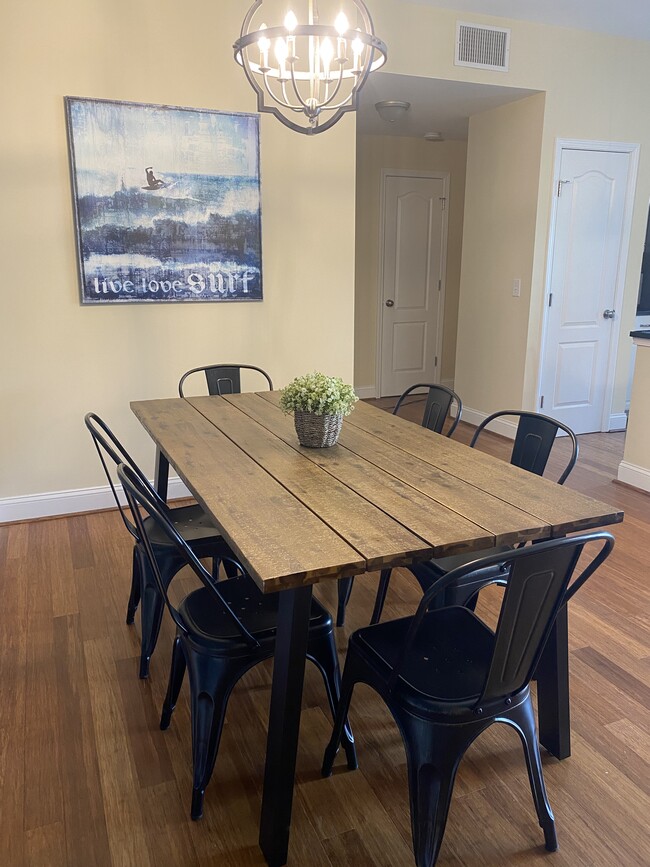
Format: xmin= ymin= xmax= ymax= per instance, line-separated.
xmin=144 ymin=166 xmax=166 ymax=190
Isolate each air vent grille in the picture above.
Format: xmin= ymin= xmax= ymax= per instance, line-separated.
xmin=455 ymin=22 xmax=510 ymax=72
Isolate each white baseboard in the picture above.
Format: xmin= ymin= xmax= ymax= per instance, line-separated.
xmin=0 ymin=476 xmax=192 ymax=524
xmin=460 ymin=406 xmax=518 ymax=439
xmin=617 ymin=461 xmax=650 ymax=493
xmin=356 ymin=381 xmax=456 ymax=401
xmin=355 ymin=385 xmax=377 ymax=399
xmin=608 ymin=413 xmax=628 ymax=432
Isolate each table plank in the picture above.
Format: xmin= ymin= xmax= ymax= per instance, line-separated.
xmin=131 ymin=399 xmax=365 ymax=592
xmin=340 ymin=399 xmax=623 ymax=535
xmin=252 ymin=393 xmax=551 ymax=547
xmin=187 ymin=396 xmax=433 ymax=570
xmin=215 ymin=393 xmax=500 ymax=557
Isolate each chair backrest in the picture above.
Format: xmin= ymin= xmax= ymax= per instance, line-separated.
xmin=178 ymin=364 xmax=273 ymax=398
xmin=392 ymin=384 xmax=463 ymax=437
xmin=117 ymin=462 xmax=259 ymax=647
xmin=84 ymin=412 xmax=159 ymax=542
xmin=390 ymin=532 xmax=614 ymax=703
xmin=470 ymin=410 xmax=578 ymax=484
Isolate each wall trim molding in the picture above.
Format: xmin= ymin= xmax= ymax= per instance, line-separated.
xmin=617 ymin=461 xmax=650 ymax=493
xmin=460 ymin=406 xmax=518 ymax=439
xmin=608 ymin=413 xmax=628 ymax=432
xmin=0 ymin=476 xmax=192 ymax=525
xmin=355 ymin=385 xmax=377 ymax=399
xmin=356 ymin=381 xmax=455 ymax=402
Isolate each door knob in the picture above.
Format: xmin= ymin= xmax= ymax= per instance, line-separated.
xmin=385 ymin=299 xmax=394 ymax=307
xmin=603 ymin=309 xmax=615 ymax=319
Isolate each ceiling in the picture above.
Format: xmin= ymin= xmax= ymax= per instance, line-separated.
xmin=358 ymin=72 xmax=539 ymax=141
xmin=408 ymin=0 xmax=650 ymax=42
xmin=358 ymin=0 xmax=650 ymax=140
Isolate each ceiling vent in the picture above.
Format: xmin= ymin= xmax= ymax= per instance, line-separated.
xmin=455 ymin=22 xmax=510 ymax=72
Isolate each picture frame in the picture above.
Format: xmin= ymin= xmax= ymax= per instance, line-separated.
xmin=64 ymin=96 xmax=262 ymax=304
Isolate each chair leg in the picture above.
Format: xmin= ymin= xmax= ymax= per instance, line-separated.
xmin=160 ymin=635 xmax=187 ymax=730
xmin=138 ymin=577 xmax=165 ymax=679
xmin=397 ymin=711 xmax=468 ymax=867
xmin=505 ymin=697 xmax=558 ymax=852
xmin=126 ymin=546 xmax=142 ymax=625
xmin=321 ymin=651 xmax=363 ymax=777
xmin=370 ymin=568 xmax=392 ymax=624
xmin=138 ymin=558 xmax=181 ymax=679
xmin=186 ymin=654 xmax=242 ymax=820
xmin=336 ymin=577 xmax=355 ymax=627
xmin=307 ymin=634 xmax=357 ymax=770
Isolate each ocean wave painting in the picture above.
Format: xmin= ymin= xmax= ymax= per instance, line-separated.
xmin=65 ymin=97 xmax=262 ymax=303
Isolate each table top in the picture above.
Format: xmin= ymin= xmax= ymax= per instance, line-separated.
xmin=131 ymin=393 xmax=623 ymax=593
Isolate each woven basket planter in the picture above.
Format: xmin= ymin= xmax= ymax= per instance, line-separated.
xmin=294 ymin=411 xmax=343 ymax=448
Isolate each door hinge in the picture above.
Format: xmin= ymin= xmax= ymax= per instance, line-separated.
xmin=548 ymin=293 xmax=553 ymax=307
xmin=438 ymin=279 xmax=442 ymax=291
xmin=557 ymin=179 xmax=570 ymax=197
xmin=439 ymin=197 xmax=447 ymax=210
xmin=434 ymin=356 xmax=438 ymax=367
xmin=540 ymin=395 xmax=544 ymax=409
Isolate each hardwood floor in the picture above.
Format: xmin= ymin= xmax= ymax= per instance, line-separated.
xmin=1 ymin=412 xmax=649 ymax=866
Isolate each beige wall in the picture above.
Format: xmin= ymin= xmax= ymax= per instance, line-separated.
xmin=4 ymin=1 xmax=650 ymax=512
xmin=354 ymin=134 xmax=468 ymax=389
xmin=1 ymin=0 xmax=357 ymax=501
xmin=619 ymin=341 xmax=650 ymax=489
xmin=454 ymin=94 xmax=545 ymax=411
xmin=370 ymin=1 xmax=650 ymax=420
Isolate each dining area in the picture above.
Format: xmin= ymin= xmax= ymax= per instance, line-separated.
xmin=3 ymin=372 xmax=649 ymax=865
xmin=9 ymin=364 xmax=645 ymax=867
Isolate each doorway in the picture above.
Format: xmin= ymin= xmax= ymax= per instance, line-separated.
xmin=376 ymin=170 xmax=448 ymax=397
xmin=539 ymin=141 xmax=639 ymax=434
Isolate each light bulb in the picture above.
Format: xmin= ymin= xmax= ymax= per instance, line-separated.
xmin=335 ymin=12 xmax=349 ymax=34
xmin=320 ymin=37 xmax=334 ymax=77
xmin=284 ymin=10 xmax=298 ymax=31
xmin=275 ymin=37 xmax=288 ymax=77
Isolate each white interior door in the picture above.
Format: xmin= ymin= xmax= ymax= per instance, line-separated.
xmin=540 ymin=146 xmax=636 ymax=434
xmin=378 ymin=172 xmax=447 ymax=397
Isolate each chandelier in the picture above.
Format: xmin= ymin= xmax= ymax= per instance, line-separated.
xmin=234 ymin=0 xmax=387 ymax=135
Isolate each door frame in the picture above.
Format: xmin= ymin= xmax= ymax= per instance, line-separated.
xmin=538 ymin=138 xmax=640 ymax=432
xmin=375 ymin=169 xmax=450 ymax=398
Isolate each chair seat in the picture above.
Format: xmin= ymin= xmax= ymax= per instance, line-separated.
xmin=179 ymin=580 xmax=333 ymax=650
xmin=354 ymin=606 xmax=496 ymax=713
xmin=145 ymin=504 xmax=221 ymax=546
xmin=418 ymin=544 xmax=514 ymax=580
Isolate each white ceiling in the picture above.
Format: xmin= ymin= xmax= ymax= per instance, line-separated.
xmin=408 ymin=0 xmax=650 ymax=42
xmin=358 ymin=0 xmax=650 ymax=140
xmin=358 ymin=72 xmax=539 ymax=140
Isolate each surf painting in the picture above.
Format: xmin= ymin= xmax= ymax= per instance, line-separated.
xmin=65 ymin=97 xmax=262 ymax=304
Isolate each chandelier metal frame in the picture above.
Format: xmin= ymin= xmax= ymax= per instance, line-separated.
xmin=234 ymin=0 xmax=387 ymax=135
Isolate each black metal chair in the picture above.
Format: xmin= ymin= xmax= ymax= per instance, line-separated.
xmin=335 ymin=383 xmax=463 ymax=627
xmin=178 ymin=363 xmax=273 ymax=397
xmin=118 ymin=462 xmax=357 ymax=821
xmin=85 ymin=413 xmax=234 ymax=679
xmin=323 ymin=532 xmax=614 ymax=867
xmin=370 ymin=410 xmax=580 ymax=625
xmin=393 ymin=383 xmax=463 ymax=437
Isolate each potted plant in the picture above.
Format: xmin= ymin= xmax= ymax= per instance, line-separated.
xmin=279 ymin=371 xmax=358 ymax=447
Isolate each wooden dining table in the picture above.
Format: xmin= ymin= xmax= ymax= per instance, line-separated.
xmin=131 ymin=391 xmax=623 ymax=867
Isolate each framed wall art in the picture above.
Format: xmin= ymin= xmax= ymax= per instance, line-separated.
xmin=65 ymin=97 xmax=262 ymax=304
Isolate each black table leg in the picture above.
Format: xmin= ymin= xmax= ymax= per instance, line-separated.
xmin=536 ymin=604 xmax=571 ymax=759
xmin=154 ymin=446 xmax=169 ymax=501
xmin=259 ymin=585 xmax=313 ymax=867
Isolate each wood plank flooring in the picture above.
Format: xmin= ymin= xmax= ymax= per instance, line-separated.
xmin=1 ymin=404 xmax=649 ymax=866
